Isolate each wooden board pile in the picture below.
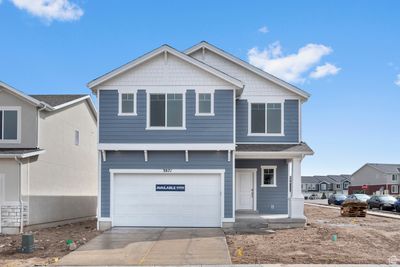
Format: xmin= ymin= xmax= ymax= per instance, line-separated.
xmin=340 ymin=200 xmax=367 ymax=217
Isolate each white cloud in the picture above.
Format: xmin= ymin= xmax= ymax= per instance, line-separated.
xmin=258 ymin=26 xmax=269 ymax=34
xmin=310 ymin=63 xmax=341 ymax=79
xmin=395 ymin=74 xmax=400 ymax=87
xmin=10 ymin=0 xmax=83 ymax=22
xmin=248 ymin=42 xmax=336 ymax=83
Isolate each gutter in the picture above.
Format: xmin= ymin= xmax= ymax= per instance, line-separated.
xmin=37 ymin=103 xmax=48 ymax=147
xmin=14 ymin=156 xmax=24 ymax=233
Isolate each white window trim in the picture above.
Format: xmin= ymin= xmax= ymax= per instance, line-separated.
xmin=391 ymin=184 xmax=399 ymax=194
xmin=118 ymin=89 xmax=137 ymax=116
xmin=0 ymin=106 xmax=21 ymax=144
xmin=392 ymin=174 xmax=398 ymax=182
xmin=261 ymin=165 xmax=277 ymax=187
xmin=195 ymin=90 xmax=215 ymax=116
xmin=146 ymin=91 xmax=186 ymax=130
xmin=247 ymin=101 xmax=285 ymax=136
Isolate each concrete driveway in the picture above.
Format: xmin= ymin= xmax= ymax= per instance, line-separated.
xmin=58 ymin=227 xmax=231 ymax=266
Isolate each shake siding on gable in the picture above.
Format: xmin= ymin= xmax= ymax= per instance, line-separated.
xmin=99 ymin=89 xmax=234 ymax=143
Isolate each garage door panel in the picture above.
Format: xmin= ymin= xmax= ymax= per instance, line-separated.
xmin=113 ymin=173 xmax=221 ymax=227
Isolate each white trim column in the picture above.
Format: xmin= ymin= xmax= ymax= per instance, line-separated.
xmin=289 ymin=157 xmax=305 ymax=219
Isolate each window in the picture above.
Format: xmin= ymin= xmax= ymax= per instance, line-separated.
xmin=148 ymin=93 xmax=184 ymax=129
xmin=75 ymin=130 xmax=80 ymax=146
xmin=391 ymin=185 xmax=399 ymax=194
xmin=343 ymin=182 xmax=349 ymax=189
xmin=118 ymin=91 xmax=136 ymax=115
xmin=0 ymin=107 xmax=20 ymax=143
xmin=321 ymin=183 xmax=327 ymax=191
xmin=336 ymin=184 xmax=341 ymax=189
xmin=392 ymin=174 xmax=398 ymax=182
xmin=249 ymin=102 xmax=283 ymax=135
xmin=196 ymin=92 xmax=214 ymax=115
xmin=261 ymin=166 xmax=277 ymax=187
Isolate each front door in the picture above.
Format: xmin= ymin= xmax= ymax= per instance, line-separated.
xmin=236 ymin=170 xmax=255 ymax=210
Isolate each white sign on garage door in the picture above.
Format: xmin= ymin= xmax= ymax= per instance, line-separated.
xmin=112 ymin=171 xmax=223 ymax=227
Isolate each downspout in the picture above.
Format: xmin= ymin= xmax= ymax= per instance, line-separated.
xmin=14 ymin=156 xmax=24 ymax=233
xmin=37 ymin=103 xmax=48 ymax=148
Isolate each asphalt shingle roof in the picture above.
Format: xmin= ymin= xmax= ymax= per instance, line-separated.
xmin=366 ymin=163 xmax=400 ymax=174
xmin=236 ymin=142 xmax=313 ymax=153
xmin=30 ymin=95 xmax=87 ymax=107
xmin=302 ymin=174 xmax=351 ymax=184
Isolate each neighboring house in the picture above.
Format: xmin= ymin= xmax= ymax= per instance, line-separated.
xmin=349 ymin=163 xmax=400 ymax=195
xmin=302 ymin=174 xmax=351 ymax=197
xmin=89 ymin=42 xmax=314 ymax=230
xmin=0 ymin=82 xmax=97 ymax=234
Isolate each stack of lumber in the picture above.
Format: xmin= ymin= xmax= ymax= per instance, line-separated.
xmin=340 ymin=200 xmax=367 ymax=217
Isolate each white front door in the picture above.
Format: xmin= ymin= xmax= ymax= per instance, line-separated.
xmin=236 ymin=170 xmax=255 ymax=210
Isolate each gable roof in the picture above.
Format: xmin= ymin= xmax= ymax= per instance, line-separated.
xmin=303 ymin=175 xmax=351 ymax=184
xmin=185 ymin=41 xmax=311 ymax=100
xmin=302 ymin=176 xmax=321 ymax=183
xmin=363 ymin=163 xmax=400 ymax=174
xmin=0 ymin=81 xmax=96 ymax=118
xmin=87 ymin=44 xmax=245 ymax=94
xmin=30 ymin=94 xmax=87 ymax=107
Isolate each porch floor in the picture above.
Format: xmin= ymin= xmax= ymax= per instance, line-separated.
xmin=226 ymin=211 xmax=306 ymax=233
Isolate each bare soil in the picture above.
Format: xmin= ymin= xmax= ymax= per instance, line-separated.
xmin=0 ymin=220 xmax=101 ymax=267
xmin=226 ymin=205 xmax=400 ymax=264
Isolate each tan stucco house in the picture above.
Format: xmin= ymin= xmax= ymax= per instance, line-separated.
xmin=0 ymin=81 xmax=97 ymax=234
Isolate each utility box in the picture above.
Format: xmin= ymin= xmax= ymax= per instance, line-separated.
xmin=20 ymin=233 xmax=34 ymax=253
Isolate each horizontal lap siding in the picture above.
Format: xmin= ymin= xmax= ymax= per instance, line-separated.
xmin=236 ymin=99 xmax=299 ymax=143
xmin=99 ymin=89 xmax=233 ymax=143
xmin=236 ymin=159 xmax=288 ymax=214
xmin=101 ymin=151 xmax=233 ymax=218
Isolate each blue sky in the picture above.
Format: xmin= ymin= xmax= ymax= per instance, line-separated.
xmin=1 ymin=1 xmax=399 ymax=175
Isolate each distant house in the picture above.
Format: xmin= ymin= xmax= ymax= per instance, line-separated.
xmin=349 ymin=163 xmax=400 ymax=195
xmin=302 ymin=174 xmax=351 ymax=197
xmin=0 ymin=82 xmax=97 ymax=234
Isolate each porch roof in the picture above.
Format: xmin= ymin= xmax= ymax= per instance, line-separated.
xmin=235 ymin=142 xmax=314 ymax=159
xmin=0 ymin=148 xmax=45 ymax=159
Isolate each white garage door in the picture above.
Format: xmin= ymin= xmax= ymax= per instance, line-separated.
xmin=113 ymin=173 xmax=222 ymax=227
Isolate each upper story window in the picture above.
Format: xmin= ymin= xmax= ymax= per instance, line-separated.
xmin=147 ymin=93 xmax=185 ymax=129
xmin=118 ymin=91 xmax=136 ymax=116
xmin=392 ymin=174 xmax=398 ymax=181
xmin=196 ymin=92 xmax=214 ymax=116
xmin=261 ymin=166 xmax=277 ymax=187
xmin=249 ymin=102 xmax=284 ymax=136
xmin=0 ymin=106 xmax=20 ymax=143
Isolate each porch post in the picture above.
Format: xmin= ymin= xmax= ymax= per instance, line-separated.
xmin=289 ymin=157 xmax=305 ymax=219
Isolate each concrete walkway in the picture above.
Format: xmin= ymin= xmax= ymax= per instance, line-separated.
xmin=57 ymin=227 xmax=231 ymax=266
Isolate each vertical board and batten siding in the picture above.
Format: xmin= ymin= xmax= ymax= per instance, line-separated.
xmin=236 ymin=159 xmax=288 ymax=214
xmin=236 ymin=99 xmax=299 ymax=143
xmin=101 ymin=151 xmax=233 ymax=218
xmin=99 ymin=89 xmax=234 ymax=143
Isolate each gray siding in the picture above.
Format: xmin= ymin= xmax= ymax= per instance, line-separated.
xmin=101 ymin=151 xmax=233 ymax=218
xmin=236 ymin=99 xmax=299 ymax=143
xmin=236 ymin=159 xmax=288 ymax=214
xmin=99 ymin=89 xmax=233 ymax=143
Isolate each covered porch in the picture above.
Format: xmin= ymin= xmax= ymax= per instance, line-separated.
xmin=231 ymin=143 xmax=313 ymax=231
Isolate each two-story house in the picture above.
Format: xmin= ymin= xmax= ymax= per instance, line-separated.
xmin=302 ymin=174 xmax=351 ymax=198
xmin=349 ymin=163 xmax=400 ymax=195
xmin=0 ymin=82 xmax=97 ymax=234
xmin=89 ymin=42 xmax=313 ymax=230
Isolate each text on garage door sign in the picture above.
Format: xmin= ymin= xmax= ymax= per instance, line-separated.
xmin=155 ymin=184 xmax=185 ymax=191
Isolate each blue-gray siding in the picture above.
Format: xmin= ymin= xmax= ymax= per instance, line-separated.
xmin=99 ymin=89 xmax=234 ymax=143
xmin=236 ymin=159 xmax=288 ymax=214
xmin=101 ymin=151 xmax=233 ymax=218
xmin=236 ymin=99 xmax=299 ymax=143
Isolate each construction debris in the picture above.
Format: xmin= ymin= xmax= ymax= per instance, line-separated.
xmin=340 ymin=200 xmax=367 ymax=217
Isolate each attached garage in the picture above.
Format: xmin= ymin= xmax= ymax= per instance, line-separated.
xmin=110 ymin=170 xmax=224 ymax=227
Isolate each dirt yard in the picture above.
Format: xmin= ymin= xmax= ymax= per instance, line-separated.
xmin=0 ymin=220 xmax=101 ymax=267
xmin=226 ymin=205 xmax=400 ymax=264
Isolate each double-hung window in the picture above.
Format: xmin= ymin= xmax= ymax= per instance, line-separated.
xmin=261 ymin=166 xmax=277 ymax=187
xmin=392 ymin=174 xmax=398 ymax=182
xmin=249 ymin=102 xmax=283 ymax=135
xmin=196 ymin=92 xmax=214 ymax=116
xmin=118 ymin=91 xmax=136 ymax=115
xmin=0 ymin=107 xmax=20 ymax=143
xmin=148 ymin=93 xmax=185 ymax=129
